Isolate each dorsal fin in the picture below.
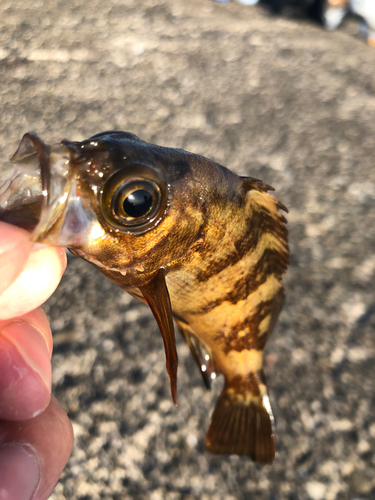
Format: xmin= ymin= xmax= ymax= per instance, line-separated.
xmin=241 ymin=176 xmax=288 ymax=214
xmin=241 ymin=176 xmax=289 ymax=280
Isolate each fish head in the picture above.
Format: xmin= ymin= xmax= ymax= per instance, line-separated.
xmin=0 ymin=130 xmax=219 ymax=406
xmin=0 ymin=131 xmax=207 ymax=286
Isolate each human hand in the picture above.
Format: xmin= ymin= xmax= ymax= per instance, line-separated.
xmin=0 ymin=221 xmax=74 ymax=500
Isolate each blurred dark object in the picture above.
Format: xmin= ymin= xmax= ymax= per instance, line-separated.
xmin=213 ymin=0 xmax=375 ymax=45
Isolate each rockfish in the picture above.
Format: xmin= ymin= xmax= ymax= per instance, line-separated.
xmin=0 ymin=131 xmax=288 ymax=464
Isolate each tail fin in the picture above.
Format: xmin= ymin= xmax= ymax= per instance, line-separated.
xmin=205 ymin=375 xmax=275 ymax=464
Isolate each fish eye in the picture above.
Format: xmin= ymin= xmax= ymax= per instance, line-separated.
xmin=113 ymin=180 xmax=160 ymax=222
xmin=101 ymin=170 xmax=167 ymax=233
xmin=122 ymin=189 xmax=153 ymax=218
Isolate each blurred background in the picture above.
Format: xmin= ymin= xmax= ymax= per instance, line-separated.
xmin=1 ymin=0 xmax=375 ymax=499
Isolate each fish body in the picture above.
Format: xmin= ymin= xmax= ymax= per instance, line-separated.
xmin=0 ymin=131 xmax=288 ymax=464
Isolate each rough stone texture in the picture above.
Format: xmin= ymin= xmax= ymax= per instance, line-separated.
xmin=1 ymin=1 xmax=375 ymax=499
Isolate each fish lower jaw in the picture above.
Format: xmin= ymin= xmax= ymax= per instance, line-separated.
xmin=71 ymin=250 xmax=129 ymax=276
xmin=73 ymin=251 xmax=150 ymax=281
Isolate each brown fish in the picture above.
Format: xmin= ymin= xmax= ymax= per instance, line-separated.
xmin=0 ymin=131 xmax=288 ymax=464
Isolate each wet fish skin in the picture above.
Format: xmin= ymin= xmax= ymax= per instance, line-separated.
xmin=0 ymin=131 xmax=288 ymax=464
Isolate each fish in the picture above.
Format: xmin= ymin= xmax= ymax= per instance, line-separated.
xmin=0 ymin=131 xmax=288 ymax=464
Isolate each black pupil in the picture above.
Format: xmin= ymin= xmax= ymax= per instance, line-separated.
xmin=123 ymin=189 xmax=153 ymax=218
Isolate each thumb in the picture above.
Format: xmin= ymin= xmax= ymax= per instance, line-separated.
xmin=0 ymin=222 xmax=32 ymax=296
xmin=0 ymin=222 xmax=67 ymax=320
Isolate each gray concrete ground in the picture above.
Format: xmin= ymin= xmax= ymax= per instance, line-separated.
xmin=1 ymin=0 xmax=375 ymax=499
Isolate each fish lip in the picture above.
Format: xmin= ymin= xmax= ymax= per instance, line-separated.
xmin=13 ymin=133 xmax=52 ymax=209
xmin=0 ymin=169 xmax=43 ymax=232
xmin=0 ymin=133 xmax=47 ymax=232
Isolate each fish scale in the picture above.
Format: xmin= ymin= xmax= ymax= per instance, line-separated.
xmin=0 ymin=131 xmax=288 ymax=464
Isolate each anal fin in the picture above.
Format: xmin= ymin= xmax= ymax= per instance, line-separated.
xmin=175 ymin=318 xmax=217 ymax=391
xmin=205 ymin=371 xmax=275 ymax=464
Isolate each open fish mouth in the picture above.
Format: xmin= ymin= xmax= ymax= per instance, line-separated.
xmin=0 ymin=133 xmax=105 ymax=247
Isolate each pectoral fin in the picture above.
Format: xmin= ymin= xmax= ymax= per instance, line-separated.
xmin=139 ymin=268 xmax=178 ymax=406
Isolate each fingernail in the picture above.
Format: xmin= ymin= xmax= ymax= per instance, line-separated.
xmin=0 ymin=442 xmax=40 ymax=500
xmin=0 ymin=323 xmax=51 ymax=420
xmin=0 ymin=222 xmax=30 ymax=255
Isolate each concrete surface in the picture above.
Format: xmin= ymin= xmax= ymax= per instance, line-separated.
xmin=0 ymin=0 xmax=375 ymax=499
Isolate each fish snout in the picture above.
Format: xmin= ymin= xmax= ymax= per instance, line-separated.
xmin=0 ymin=133 xmax=105 ymax=247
